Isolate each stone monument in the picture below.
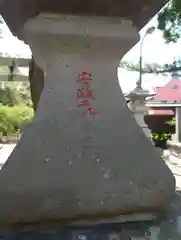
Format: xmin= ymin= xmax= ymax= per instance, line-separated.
xmin=0 ymin=0 xmax=176 ymax=238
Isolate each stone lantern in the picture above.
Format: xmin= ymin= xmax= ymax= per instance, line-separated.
xmin=0 ymin=0 xmax=175 ymax=231
xmin=125 ymin=83 xmax=155 ymax=137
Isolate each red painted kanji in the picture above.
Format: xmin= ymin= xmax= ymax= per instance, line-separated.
xmin=88 ymin=108 xmax=104 ymax=116
xmin=77 ymin=88 xmax=95 ymax=100
xmin=79 ymin=72 xmax=92 ymax=77
xmin=77 ymin=72 xmax=92 ymax=84
xmin=76 ymin=77 xmax=92 ymax=84
xmin=78 ymin=100 xmax=92 ymax=107
xmin=76 ymin=71 xmax=103 ymax=116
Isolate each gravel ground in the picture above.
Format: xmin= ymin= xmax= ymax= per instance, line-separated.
xmin=163 ymin=150 xmax=181 ymax=190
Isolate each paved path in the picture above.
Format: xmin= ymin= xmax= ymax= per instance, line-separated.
xmin=163 ymin=151 xmax=181 ymax=190
xmin=0 ymin=144 xmax=16 ymax=168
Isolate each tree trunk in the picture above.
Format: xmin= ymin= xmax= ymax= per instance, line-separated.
xmin=29 ymin=57 xmax=44 ymax=111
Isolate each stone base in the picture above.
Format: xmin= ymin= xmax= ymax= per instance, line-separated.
xmin=0 ymin=223 xmax=154 ymax=239
xmin=1 ymin=189 xmax=181 ymax=239
xmin=0 ymin=217 xmax=179 ymax=240
xmin=0 ymin=223 xmax=160 ymax=240
xmin=70 ymin=213 xmax=156 ymax=225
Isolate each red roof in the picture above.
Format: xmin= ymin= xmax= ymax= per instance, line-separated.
xmin=152 ymin=78 xmax=181 ymax=102
xmin=155 ymin=87 xmax=162 ymax=92
xmin=148 ymin=109 xmax=174 ymax=115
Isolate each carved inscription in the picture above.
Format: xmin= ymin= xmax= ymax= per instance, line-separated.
xmin=118 ymin=180 xmax=160 ymax=198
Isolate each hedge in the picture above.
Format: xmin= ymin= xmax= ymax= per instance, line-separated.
xmin=0 ymin=104 xmax=34 ymax=136
xmin=0 ymin=83 xmax=32 ymax=107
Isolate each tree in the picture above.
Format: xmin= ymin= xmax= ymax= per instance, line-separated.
xmin=119 ymin=60 xmax=181 ymax=75
xmin=158 ymin=0 xmax=181 ymax=43
xmin=119 ymin=61 xmax=163 ymax=73
xmin=0 ymin=15 xmax=42 ymax=111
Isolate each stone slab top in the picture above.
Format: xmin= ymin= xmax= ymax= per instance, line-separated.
xmin=0 ymin=0 xmax=167 ymax=41
xmin=24 ymin=14 xmax=135 ymax=38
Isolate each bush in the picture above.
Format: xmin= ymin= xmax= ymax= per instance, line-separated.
xmin=0 ymin=104 xmax=34 ymax=137
xmin=152 ymin=132 xmax=172 ymax=149
xmin=167 ymin=117 xmax=176 ymax=126
xmin=152 ymin=133 xmax=172 ymax=142
xmin=0 ymin=82 xmax=32 ymax=106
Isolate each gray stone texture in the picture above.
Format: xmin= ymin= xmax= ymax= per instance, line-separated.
xmin=0 ymin=15 xmax=175 ymax=225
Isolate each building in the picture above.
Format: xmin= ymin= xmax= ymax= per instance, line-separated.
xmin=145 ymin=73 xmax=181 ymax=141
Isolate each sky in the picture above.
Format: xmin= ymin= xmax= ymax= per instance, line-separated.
xmin=120 ymin=14 xmax=181 ymax=94
xmin=0 ymin=13 xmax=181 ymax=93
xmin=123 ymin=15 xmax=181 ymax=64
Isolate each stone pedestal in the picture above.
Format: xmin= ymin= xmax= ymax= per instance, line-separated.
xmin=0 ymin=14 xmax=175 ymax=224
xmin=174 ymin=107 xmax=181 ymax=142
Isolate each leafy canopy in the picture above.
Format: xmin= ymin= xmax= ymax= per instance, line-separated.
xmin=158 ymin=0 xmax=181 ymax=43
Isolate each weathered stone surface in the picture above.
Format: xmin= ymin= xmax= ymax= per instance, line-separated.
xmin=1 ymin=189 xmax=181 ymax=240
xmin=0 ymin=14 xmax=175 ymax=224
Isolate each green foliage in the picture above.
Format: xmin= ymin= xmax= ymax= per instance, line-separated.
xmin=0 ymin=104 xmax=34 ymax=137
xmin=119 ymin=61 xmax=170 ymax=74
xmin=167 ymin=117 xmax=176 ymax=126
xmin=152 ymin=117 xmax=175 ymax=146
xmin=152 ymin=132 xmax=172 ymax=149
xmin=158 ymin=0 xmax=181 ymax=43
xmin=0 ymin=82 xmax=33 ymax=140
xmin=119 ymin=61 xmax=159 ymax=73
xmin=0 ymin=82 xmax=32 ymax=106
xmin=119 ymin=60 xmax=181 ymax=75
xmin=152 ymin=132 xmax=172 ymax=141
